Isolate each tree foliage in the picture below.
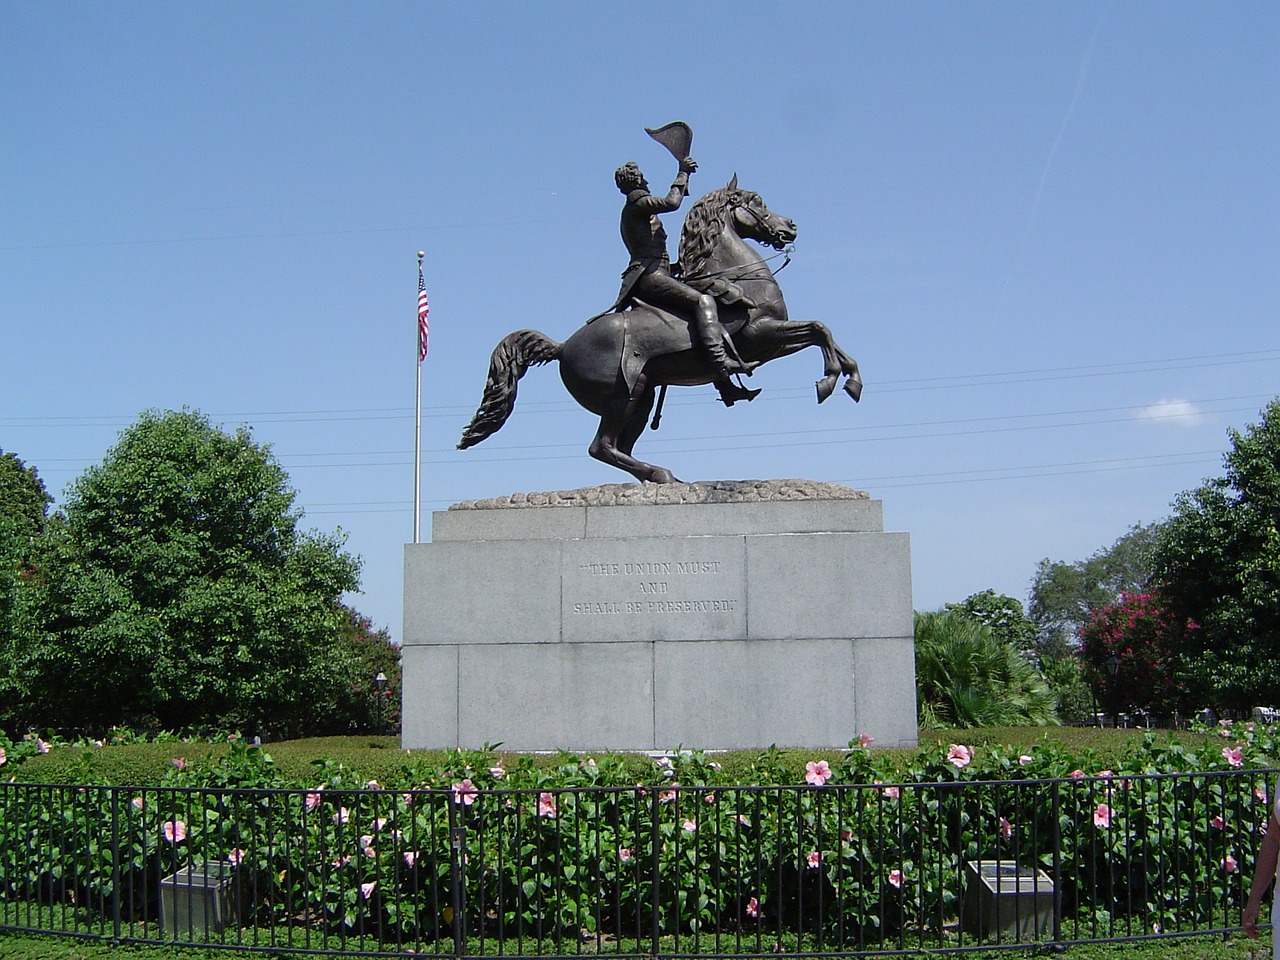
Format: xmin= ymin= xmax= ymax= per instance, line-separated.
xmin=914 ymin=609 xmax=1058 ymax=727
xmin=9 ymin=410 xmax=365 ymax=735
xmin=1152 ymin=398 xmax=1280 ymax=711
xmin=946 ymin=589 xmax=1037 ymax=650
xmin=1077 ymin=591 xmax=1190 ymax=716
xmin=1028 ymin=522 xmax=1163 ymax=654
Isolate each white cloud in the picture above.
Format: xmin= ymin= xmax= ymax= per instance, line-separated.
xmin=1135 ymin=400 xmax=1209 ymax=427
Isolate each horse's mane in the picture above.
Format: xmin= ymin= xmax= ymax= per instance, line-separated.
xmin=678 ymin=185 xmax=738 ymax=281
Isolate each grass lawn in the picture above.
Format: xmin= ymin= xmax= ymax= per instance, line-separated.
xmin=10 ymin=726 xmax=1220 ymax=788
xmin=0 ymin=930 xmax=1271 ymax=959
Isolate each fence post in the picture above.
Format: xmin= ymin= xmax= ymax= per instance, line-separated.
xmin=650 ymin=787 xmax=661 ymax=955
xmin=449 ymin=798 xmax=466 ymax=957
xmin=1051 ymin=779 xmax=1062 ymax=944
xmin=110 ymin=787 xmax=122 ymax=944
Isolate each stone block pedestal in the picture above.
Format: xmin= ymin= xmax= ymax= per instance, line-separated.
xmin=402 ymin=480 xmax=917 ymax=751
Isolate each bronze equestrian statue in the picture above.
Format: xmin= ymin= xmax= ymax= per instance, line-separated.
xmin=458 ymin=125 xmax=862 ymax=484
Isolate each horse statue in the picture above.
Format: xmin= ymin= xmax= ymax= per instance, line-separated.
xmin=457 ymin=176 xmax=862 ymax=483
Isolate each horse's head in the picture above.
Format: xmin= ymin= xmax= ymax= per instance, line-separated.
xmin=723 ymin=174 xmax=797 ymax=251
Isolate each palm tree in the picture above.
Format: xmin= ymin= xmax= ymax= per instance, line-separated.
xmin=914 ymin=609 xmax=1059 ymax=727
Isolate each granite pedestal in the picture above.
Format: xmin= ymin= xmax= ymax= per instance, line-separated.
xmin=402 ymin=480 xmax=917 ymax=751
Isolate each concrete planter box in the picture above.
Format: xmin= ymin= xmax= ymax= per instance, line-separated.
xmin=963 ymin=859 xmax=1055 ymax=940
xmin=159 ymin=860 xmax=239 ymax=937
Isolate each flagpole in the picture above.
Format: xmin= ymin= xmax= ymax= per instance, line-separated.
xmin=413 ymin=251 xmax=426 ymax=544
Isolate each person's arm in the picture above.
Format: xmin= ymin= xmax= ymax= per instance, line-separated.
xmin=636 ymin=157 xmax=698 ymax=213
xmin=1243 ymin=811 xmax=1280 ymax=938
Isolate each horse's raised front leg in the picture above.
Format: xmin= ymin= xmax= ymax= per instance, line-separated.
xmin=588 ymin=377 xmax=680 ymax=484
xmin=742 ymin=317 xmax=862 ymax=403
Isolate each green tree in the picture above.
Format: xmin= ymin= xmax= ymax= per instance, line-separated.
xmin=947 ymin=589 xmax=1037 ymax=650
xmin=1028 ymin=522 xmax=1163 ymax=655
xmin=332 ymin=610 xmax=402 ymax=734
xmin=12 ymin=410 xmax=362 ymax=735
xmin=0 ymin=449 xmax=52 ymax=730
xmin=914 ymin=609 xmax=1058 ymax=727
xmin=1152 ymin=398 xmax=1280 ymax=711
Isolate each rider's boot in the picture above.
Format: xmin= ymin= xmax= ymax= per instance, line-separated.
xmin=715 ymin=376 xmax=762 ymax=407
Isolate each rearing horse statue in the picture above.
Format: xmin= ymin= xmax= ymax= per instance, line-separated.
xmin=458 ymin=177 xmax=862 ymax=483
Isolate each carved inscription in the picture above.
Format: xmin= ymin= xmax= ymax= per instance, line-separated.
xmin=571 ymin=558 xmax=736 ymax=616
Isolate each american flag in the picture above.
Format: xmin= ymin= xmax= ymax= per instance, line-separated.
xmin=417 ymin=260 xmax=430 ymax=362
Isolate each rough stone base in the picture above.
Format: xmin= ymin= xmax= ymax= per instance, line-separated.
xmin=402 ymin=480 xmax=917 ymax=751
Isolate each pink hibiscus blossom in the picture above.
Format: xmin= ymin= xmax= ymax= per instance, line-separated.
xmin=365 ymin=779 xmax=381 ymax=790
xmin=888 ymin=869 xmax=903 ymax=888
xmin=682 ymin=818 xmax=697 ymax=832
xmin=0 ymin=747 xmax=6 ymax=766
xmin=874 ymin=780 xmax=901 ymax=799
xmin=332 ymin=807 xmax=349 ymax=825
xmin=745 ymin=896 xmax=760 ymax=918
xmin=1093 ymin=804 xmax=1111 ymax=829
xmin=171 ymin=757 xmax=187 ymax=770
xmin=537 ymin=792 xmax=557 ymax=818
xmin=1223 ymin=855 xmax=1238 ymax=873
xmin=806 ymin=850 xmax=821 ymax=869
xmin=999 ymin=817 xmax=1013 ymax=839
xmin=131 ymin=796 xmax=144 ymax=810
xmin=618 ymin=847 xmax=633 ymax=862
xmin=360 ymin=881 xmax=377 ymax=899
xmin=227 ymin=848 xmax=246 ymax=866
xmin=1222 ymin=746 xmax=1244 ymax=768
xmin=805 ymin=760 xmax=832 ymax=786
xmin=163 ymin=820 xmax=187 ymax=843
xmin=856 ymin=734 xmax=875 ymax=748
xmin=452 ymin=778 xmax=479 ymax=806
xmin=1069 ymin=769 xmax=1085 ymax=779
xmin=1211 ymin=815 xmax=1226 ymax=830
xmin=305 ymin=790 xmax=323 ymax=811
xmin=1018 ymin=755 xmax=1033 ymax=765
xmin=489 ymin=766 xmax=505 ymax=779
xmin=403 ymin=850 xmax=418 ymax=867
xmin=946 ymin=744 xmax=972 ymax=769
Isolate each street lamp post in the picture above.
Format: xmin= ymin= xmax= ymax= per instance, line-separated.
xmin=374 ymin=672 xmax=388 ymax=734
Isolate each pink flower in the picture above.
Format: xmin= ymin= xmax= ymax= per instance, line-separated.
xmin=131 ymin=796 xmax=144 ymax=810
xmin=403 ymin=851 xmax=418 ymax=867
xmin=0 ymin=748 xmax=6 ymax=766
xmin=1070 ymin=770 xmax=1085 ymax=779
xmin=999 ymin=817 xmax=1013 ymax=839
xmin=371 ymin=817 xmax=388 ymax=832
xmin=856 ymin=734 xmax=875 ymax=748
xmin=805 ymin=760 xmax=832 ymax=786
xmin=888 ymin=869 xmax=903 ymax=888
xmin=332 ymin=807 xmax=349 ymax=825
xmin=659 ymin=789 xmax=676 ymax=804
xmin=452 ymin=778 xmax=478 ymax=805
xmin=1223 ymin=855 xmax=1238 ymax=873
xmin=839 ymin=829 xmax=853 ymax=842
xmin=1098 ymin=770 xmax=1113 ymax=778
xmin=1211 ymin=815 xmax=1225 ymax=830
xmin=618 ymin=847 xmax=633 ymax=862
xmin=1256 ymin=787 xmax=1269 ymax=802
xmin=489 ymin=766 xmax=505 ymax=779
xmin=305 ymin=790 xmax=322 ymax=811
xmin=360 ymin=881 xmax=377 ymax=899
xmin=1093 ymin=804 xmax=1111 ymax=829
xmin=359 ymin=835 xmax=376 ymax=857
xmin=36 ymin=738 xmax=50 ymax=754
xmin=330 ymin=855 xmax=351 ymax=868
xmin=1222 ymin=746 xmax=1244 ymax=768
xmin=365 ymin=779 xmax=381 ymax=790
xmin=402 ymin=792 xmax=415 ymax=807
xmin=682 ymin=818 xmax=697 ymax=832
xmin=171 ymin=757 xmax=187 ymax=770
xmin=745 ymin=896 xmax=760 ymax=918
xmin=806 ymin=850 xmax=821 ymax=869
xmin=880 ymin=782 xmax=900 ymax=800
xmin=705 ymin=793 xmax=717 ymax=804
xmin=537 ymin=792 xmax=557 ymax=818
xmin=163 ymin=820 xmax=187 ymax=843
xmin=946 ymin=744 xmax=972 ymax=769
xmin=227 ymin=848 xmax=245 ymax=866
xmin=1018 ymin=755 xmax=1033 ymax=765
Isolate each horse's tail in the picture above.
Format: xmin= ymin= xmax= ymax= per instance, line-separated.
xmin=458 ymin=330 xmax=563 ymax=449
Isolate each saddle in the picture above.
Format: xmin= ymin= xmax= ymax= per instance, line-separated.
xmin=612 ymin=297 xmax=750 ymax=397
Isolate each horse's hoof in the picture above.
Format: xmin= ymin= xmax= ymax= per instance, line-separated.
xmin=649 ymin=468 xmax=679 ymax=484
xmin=844 ymin=375 xmax=863 ymax=402
xmin=816 ymin=376 xmax=837 ymax=403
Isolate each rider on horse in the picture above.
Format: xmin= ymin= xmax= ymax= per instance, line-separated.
xmin=609 ymin=158 xmax=761 ymax=406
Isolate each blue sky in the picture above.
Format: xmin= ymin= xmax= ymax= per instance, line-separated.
xmin=3 ymin=2 xmax=1277 ymax=641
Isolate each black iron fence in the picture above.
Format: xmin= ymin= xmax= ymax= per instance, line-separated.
xmin=0 ymin=769 xmax=1270 ymax=957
